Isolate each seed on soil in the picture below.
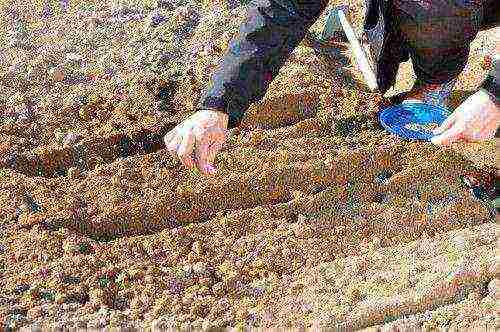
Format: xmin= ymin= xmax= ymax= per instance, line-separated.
xmin=212 ymin=282 xmax=224 ymax=297
xmin=404 ymin=122 xmax=439 ymax=132
xmin=0 ymin=3 xmax=495 ymax=330
xmin=54 ymin=128 xmax=66 ymax=146
xmin=79 ymin=108 xmax=90 ymax=121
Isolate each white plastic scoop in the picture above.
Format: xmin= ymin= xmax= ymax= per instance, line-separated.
xmin=323 ymin=7 xmax=379 ymax=92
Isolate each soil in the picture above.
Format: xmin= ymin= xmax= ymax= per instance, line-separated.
xmin=0 ymin=0 xmax=498 ymax=330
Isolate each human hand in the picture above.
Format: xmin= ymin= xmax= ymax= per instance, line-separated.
xmin=431 ymin=89 xmax=499 ymax=146
xmin=164 ymin=109 xmax=229 ymax=175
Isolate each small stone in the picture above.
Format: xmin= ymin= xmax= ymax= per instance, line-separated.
xmin=26 ymin=306 xmax=43 ymax=319
xmin=291 ymin=222 xmax=313 ymax=239
xmin=16 ymin=105 xmax=32 ymax=122
xmin=311 ymin=184 xmax=327 ymax=194
xmin=55 ymin=293 xmax=66 ymax=305
xmin=88 ymin=288 xmax=106 ymax=307
xmin=63 ymin=132 xmax=83 ymax=147
xmin=212 ymin=282 xmax=225 ymax=297
xmin=4 ymin=313 xmax=28 ymax=329
xmin=54 ymin=128 xmax=66 ymax=145
xmin=182 ymin=264 xmax=194 ymax=278
xmin=186 ymin=251 xmax=198 ymax=263
xmin=191 ymin=240 xmax=203 ymax=255
xmin=202 ymin=320 xmax=215 ymax=330
xmin=18 ymin=203 xmax=30 ymax=213
xmin=67 ymin=167 xmax=80 ymax=179
xmin=291 ymin=191 xmax=306 ymax=200
xmin=192 ymin=261 xmax=209 ymax=277
xmin=471 ymin=186 xmax=488 ymax=201
xmin=297 ymin=214 xmax=307 ymax=223
xmin=488 ymin=278 xmax=498 ymax=299
xmin=345 ymin=284 xmax=363 ymax=304
xmin=246 ymin=128 xmax=265 ymax=145
xmin=65 ymin=52 xmax=82 ymax=62
xmin=14 ymin=283 xmax=30 ymax=294
xmin=372 ymin=192 xmax=389 ymax=204
xmin=62 ymin=240 xmax=79 ymax=254
xmin=26 ymin=286 xmax=41 ymax=301
xmin=111 ymin=175 xmax=121 ymax=187
xmin=152 ymin=315 xmax=179 ymax=329
xmin=301 ymin=302 xmax=313 ymax=313
xmin=149 ymin=10 xmax=167 ymax=27
xmin=371 ymin=236 xmax=382 ymax=249
xmin=49 ymin=66 xmax=65 ymax=82
xmin=198 ymin=277 xmax=211 ymax=287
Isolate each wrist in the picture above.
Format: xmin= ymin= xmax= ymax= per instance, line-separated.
xmin=199 ymin=108 xmax=229 ymax=126
xmin=478 ymin=88 xmax=499 ymax=108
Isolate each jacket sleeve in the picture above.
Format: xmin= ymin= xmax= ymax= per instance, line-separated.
xmin=480 ymin=53 xmax=499 ymax=101
xmin=195 ymin=0 xmax=329 ymax=129
xmin=480 ymin=0 xmax=499 ymax=31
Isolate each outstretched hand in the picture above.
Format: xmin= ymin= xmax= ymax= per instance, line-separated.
xmin=431 ymin=89 xmax=499 ymax=146
xmin=164 ymin=109 xmax=229 ymax=175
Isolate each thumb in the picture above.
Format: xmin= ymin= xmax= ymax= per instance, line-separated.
xmin=431 ymin=124 xmax=464 ymax=146
xmin=433 ymin=112 xmax=457 ymax=135
xmin=195 ymin=139 xmax=223 ymax=174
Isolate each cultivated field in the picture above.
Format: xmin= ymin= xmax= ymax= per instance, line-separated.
xmin=0 ymin=0 xmax=498 ymax=330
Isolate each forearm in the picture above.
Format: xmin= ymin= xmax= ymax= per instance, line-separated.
xmin=196 ymin=0 xmax=328 ymax=129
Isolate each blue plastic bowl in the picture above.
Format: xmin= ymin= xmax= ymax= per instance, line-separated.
xmin=379 ymin=102 xmax=452 ymax=141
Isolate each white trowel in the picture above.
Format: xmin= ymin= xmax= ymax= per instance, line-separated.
xmin=322 ymin=6 xmax=379 ymax=92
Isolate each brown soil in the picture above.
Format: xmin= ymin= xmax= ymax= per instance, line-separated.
xmin=0 ymin=0 xmax=498 ymax=330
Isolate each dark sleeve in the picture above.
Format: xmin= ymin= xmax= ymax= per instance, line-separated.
xmin=195 ymin=0 xmax=329 ymax=129
xmin=480 ymin=0 xmax=500 ymax=30
xmin=478 ymin=1 xmax=499 ymax=101
xmin=392 ymin=0 xmax=493 ymax=86
xmin=480 ymin=54 xmax=499 ymax=101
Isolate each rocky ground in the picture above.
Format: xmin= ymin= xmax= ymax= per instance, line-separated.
xmin=0 ymin=0 xmax=498 ymax=330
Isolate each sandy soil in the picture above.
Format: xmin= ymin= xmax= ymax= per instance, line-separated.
xmin=0 ymin=0 xmax=498 ymax=330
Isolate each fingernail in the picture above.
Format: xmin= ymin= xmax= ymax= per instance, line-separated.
xmin=206 ymin=165 xmax=216 ymax=174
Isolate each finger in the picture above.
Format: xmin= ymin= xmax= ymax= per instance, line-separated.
xmin=163 ymin=129 xmax=176 ymax=146
xmin=177 ymin=132 xmax=195 ymax=169
xmin=463 ymin=128 xmax=490 ymax=143
xmin=194 ymin=139 xmax=210 ymax=171
xmin=433 ymin=112 xmax=458 ymax=135
xmin=166 ymin=139 xmax=180 ymax=161
xmin=204 ymin=141 xmax=224 ymax=174
xmin=195 ymin=138 xmax=221 ymax=174
xmin=431 ymin=124 xmax=464 ymax=146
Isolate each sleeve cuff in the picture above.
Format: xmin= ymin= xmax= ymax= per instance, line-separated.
xmin=480 ymin=54 xmax=499 ymax=101
xmin=195 ymin=98 xmax=244 ymax=129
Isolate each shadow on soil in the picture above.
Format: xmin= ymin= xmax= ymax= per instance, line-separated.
xmin=0 ymin=122 xmax=178 ymax=178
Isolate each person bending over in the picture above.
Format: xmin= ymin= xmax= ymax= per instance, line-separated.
xmin=164 ymin=0 xmax=499 ymax=175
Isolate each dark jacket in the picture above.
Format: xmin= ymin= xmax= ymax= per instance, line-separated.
xmin=195 ymin=0 xmax=499 ymax=129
